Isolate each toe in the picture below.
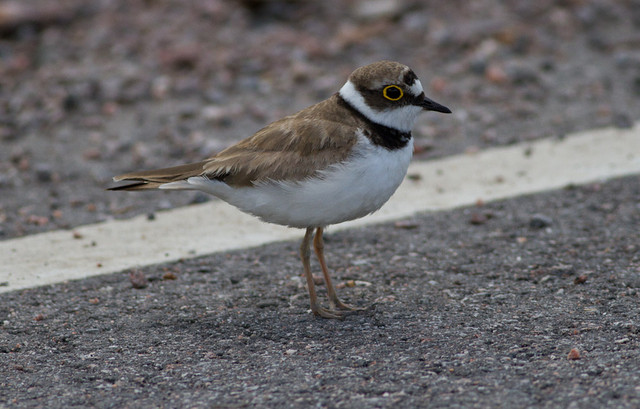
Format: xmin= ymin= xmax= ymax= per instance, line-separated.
xmin=310 ymin=304 xmax=344 ymax=319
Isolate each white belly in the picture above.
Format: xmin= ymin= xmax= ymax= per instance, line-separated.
xmin=180 ymin=136 xmax=413 ymax=228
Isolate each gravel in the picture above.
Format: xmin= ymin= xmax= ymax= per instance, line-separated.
xmin=1 ymin=0 xmax=640 ymax=239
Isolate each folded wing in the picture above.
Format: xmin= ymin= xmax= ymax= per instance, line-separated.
xmin=109 ymin=98 xmax=360 ymax=191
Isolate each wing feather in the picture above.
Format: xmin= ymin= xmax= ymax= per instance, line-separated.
xmin=203 ymin=121 xmax=359 ymax=186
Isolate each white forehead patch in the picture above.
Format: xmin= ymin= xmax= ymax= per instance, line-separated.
xmin=409 ymin=79 xmax=424 ymax=97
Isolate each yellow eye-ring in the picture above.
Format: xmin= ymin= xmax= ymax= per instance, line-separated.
xmin=383 ymin=85 xmax=404 ymax=101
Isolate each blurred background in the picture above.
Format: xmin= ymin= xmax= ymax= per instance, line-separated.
xmin=1 ymin=0 xmax=639 ymax=238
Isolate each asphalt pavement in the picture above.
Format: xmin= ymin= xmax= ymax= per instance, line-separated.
xmin=2 ymin=174 xmax=639 ymax=408
xmin=1 ymin=1 xmax=640 ymax=407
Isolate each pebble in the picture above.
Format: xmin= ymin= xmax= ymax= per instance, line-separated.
xmin=353 ymin=0 xmax=403 ymax=21
xmin=567 ymin=348 xmax=581 ymax=360
xmin=62 ymin=93 xmax=80 ymax=112
xmin=201 ymin=105 xmax=235 ymax=125
xmin=129 ymin=270 xmax=148 ymax=289
xmin=394 ymin=220 xmax=418 ymax=230
xmin=151 ymin=76 xmax=171 ymax=99
xmin=505 ymin=63 xmax=541 ymax=85
xmin=529 ymin=214 xmax=553 ymax=229
xmin=574 ymin=275 xmax=588 ymax=285
xmin=162 ymin=272 xmax=177 ymax=280
xmin=469 ymin=58 xmax=487 ymax=75
xmin=34 ymin=164 xmax=53 ymax=183
xmin=257 ymin=300 xmax=279 ymax=309
xmin=485 ymin=63 xmax=508 ymax=84
xmin=470 ymin=212 xmax=488 ymax=225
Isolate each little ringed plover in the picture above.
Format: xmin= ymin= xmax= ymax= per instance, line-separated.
xmin=110 ymin=60 xmax=451 ymax=319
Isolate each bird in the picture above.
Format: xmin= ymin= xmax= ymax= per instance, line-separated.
xmin=109 ymin=60 xmax=451 ymax=319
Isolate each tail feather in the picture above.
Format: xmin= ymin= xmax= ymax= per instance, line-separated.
xmin=109 ymin=161 xmax=208 ymax=191
xmin=107 ymin=181 xmax=165 ymax=191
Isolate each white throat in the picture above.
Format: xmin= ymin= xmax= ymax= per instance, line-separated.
xmin=339 ymin=80 xmax=423 ymax=133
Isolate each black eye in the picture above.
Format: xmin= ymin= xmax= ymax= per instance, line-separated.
xmin=383 ymin=85 xmax=403 ymax=101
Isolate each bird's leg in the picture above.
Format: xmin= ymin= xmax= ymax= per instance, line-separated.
xmin=300 ymin=227 xmax=342 ymax=319
xmin=313 ymin=227 xmax=363 ymax=311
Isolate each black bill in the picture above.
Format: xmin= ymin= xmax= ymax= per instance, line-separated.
xmin=419 ymin=95 xmax=452 ymax=114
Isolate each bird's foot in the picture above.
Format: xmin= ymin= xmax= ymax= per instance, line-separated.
xmin=309 ymin=298 xmax=369 ymax=319
xmin=311 ymin=304 xmax=344 ymax=320
xmin=329 ymin=297 xmax=366 ymax=312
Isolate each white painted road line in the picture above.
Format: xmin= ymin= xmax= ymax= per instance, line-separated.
xmin=1 ymin=123 xmax=639 ymax=293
